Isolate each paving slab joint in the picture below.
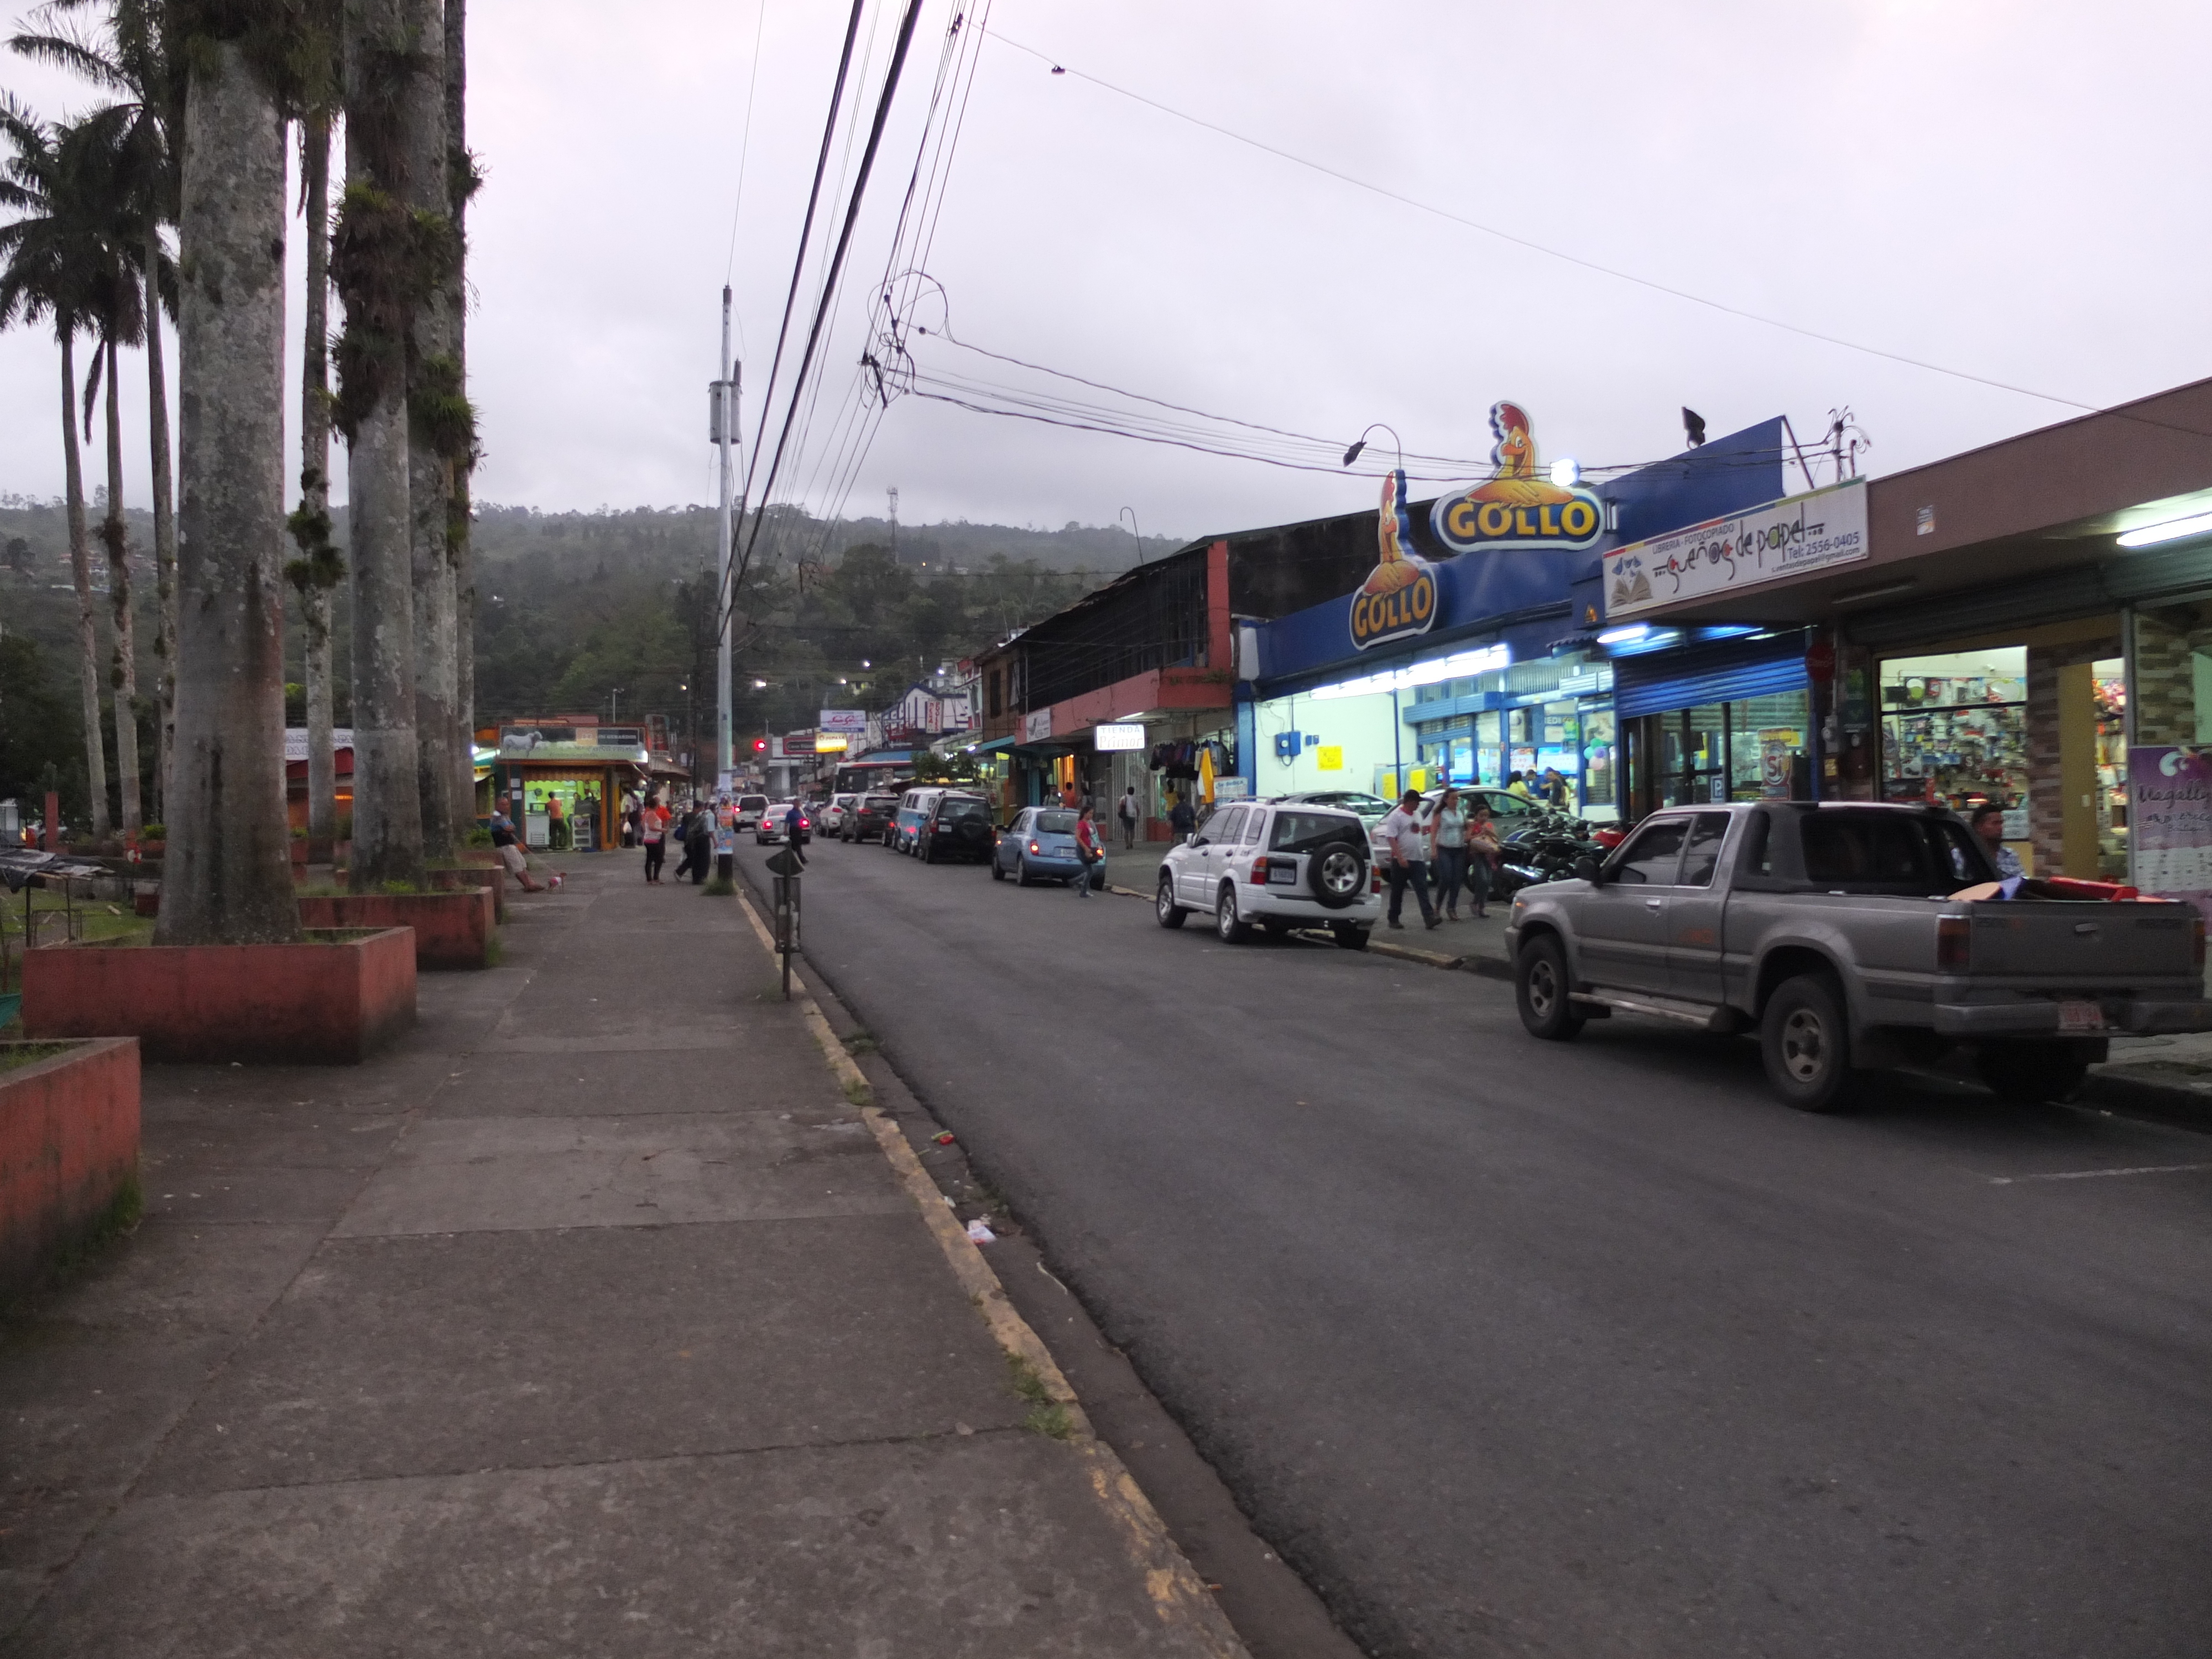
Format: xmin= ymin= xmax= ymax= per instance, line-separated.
xmin=730 ymin=885 xmax=1249 ymax=1657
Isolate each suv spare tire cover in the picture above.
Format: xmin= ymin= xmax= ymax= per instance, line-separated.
xmin=1309 ymin=838 xmax=1368 ymax=910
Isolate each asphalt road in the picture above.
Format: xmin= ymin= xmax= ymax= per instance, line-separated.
xmin=743 ymin=834 xmax=2212 ymax=1659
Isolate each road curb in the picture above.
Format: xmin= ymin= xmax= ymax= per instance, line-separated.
xmin=730 ymin=881 xmax=1250 ymax=1658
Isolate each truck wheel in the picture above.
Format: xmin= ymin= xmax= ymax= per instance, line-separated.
xmin=1761 ymin=972 xmax=1854 ymax=1112
xmin=1976 ymin=1041 xmax=2092 ymax=1104
xmin=1515 ymin=934 xmax=1584 ymax=1041
xmin=1156 ymin=875 xmax=1187 ymax=928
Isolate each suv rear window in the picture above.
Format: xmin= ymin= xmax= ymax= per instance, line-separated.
xmin=1269 ymin=811 xmax=1361 ymax=852
xmin=863 ymin=795 xmax=898 ymax=809
xmin=937 ymin=797 xmax=989 ymax=822
xmin=738 ymin=796 xmax=768 ymax=811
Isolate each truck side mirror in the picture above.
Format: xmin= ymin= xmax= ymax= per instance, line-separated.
xmin=1574 ymin=854 xmax=1603 ymax=884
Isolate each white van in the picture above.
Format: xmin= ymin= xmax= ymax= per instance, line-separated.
xmin=890 ymin=787 xmax=947 ymax=855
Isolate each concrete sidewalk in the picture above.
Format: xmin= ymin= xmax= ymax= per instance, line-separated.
xmin=0 ymin=856 xmax=1243 ymax=1656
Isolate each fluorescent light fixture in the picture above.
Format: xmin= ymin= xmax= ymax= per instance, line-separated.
xmin=2117 ymin=510 xmax=2212 ymax=549
xmin=1306 ymin=643 xmax=1511 ymax=701
xmin=1550 ymin=458 xmax=1580 ymax=488
xmin=1595 ymin=624 xmax=1649 ymax=646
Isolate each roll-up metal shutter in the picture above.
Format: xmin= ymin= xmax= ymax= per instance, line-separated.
xmin=1613 ymin=630 xmax=1810 ymax=718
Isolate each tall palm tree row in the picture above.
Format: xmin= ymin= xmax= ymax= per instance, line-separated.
xmin=14 ymin=0 xmax=182 ymax=827
xmin=0 ymin=96 xmax=112 ymax=841
xmin=154 ymin=1 xmax=333 ymax=943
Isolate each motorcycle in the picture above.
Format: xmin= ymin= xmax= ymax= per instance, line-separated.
xmin=1486 ymin=816 xmax=1608 ymax=901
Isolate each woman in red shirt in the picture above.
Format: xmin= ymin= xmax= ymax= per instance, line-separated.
xmin=640 ymin=795 xmax=671 ymax=882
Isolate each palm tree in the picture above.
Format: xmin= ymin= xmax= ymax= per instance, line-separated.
xmin=13 ymin=1 xmax=182 ymax=823
xmin=0 ymin=96 xmax=111 ymax=842
xmin=81 ymin=259 xmax=147 ymax=838
xmin=336 ymin=0 xmax=446 ymax=889
xmin=286 ymin=6 xmax=344 ymax=857
xmin=154 ymin=12 xmax=304 ymax=944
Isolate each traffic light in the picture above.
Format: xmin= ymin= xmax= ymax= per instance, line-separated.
xmin=751 ymin=737 xmax=768 ymax=755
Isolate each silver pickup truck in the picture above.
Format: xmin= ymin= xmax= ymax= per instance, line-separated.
xmin=1506 ymin=801 xmax=2212 ymax=1111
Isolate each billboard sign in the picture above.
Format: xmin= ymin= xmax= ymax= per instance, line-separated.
xmin=1095 ymin=723 xmax=1145 ymax=752
xmin=1430 ymin=403 xmax=1605 ymax=555
xmin=1349 ymin=469 xmax=1437 ymax=651
xmin=1603 ymin=479 xmax=1868 ymax=619
xmin=819 ymin=708 xmax=868 ymax=736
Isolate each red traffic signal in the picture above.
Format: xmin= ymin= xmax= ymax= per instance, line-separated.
xmin=751 ymin=738 xmax=768 ymax=754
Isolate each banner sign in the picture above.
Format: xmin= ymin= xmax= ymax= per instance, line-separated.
xmin=1095 ymin=722 xmax=1145 ymax=752
xmin=1431 ymin=402 xmax=1605 ymax=554
xmin=1024 ymin=708 xmax=1053 ymax=742
xmin=1604 ymin=478 xmax=1867 ymax=619
xmin=1350 ymin=469 xmax=1438 ymax=651
xmin=819 ymin=708 xmax=867 ymax=735
xmin=2130 ymin=745 xmax=2212 ymax=921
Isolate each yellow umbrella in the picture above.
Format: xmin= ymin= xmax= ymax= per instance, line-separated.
xmin=1198 ymin=742 xmax=1215 ymax=806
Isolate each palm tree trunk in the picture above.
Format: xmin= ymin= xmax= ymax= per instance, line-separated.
xmin=155 ymin=37 xmax=301 ymax=946
xmin=408 ymin=4 xmax=456 ymax=860
xmin=60 ymin=333 xmax=111 ymax=843
xmin=342 ymin=0 xmax=425 ymax=890
xmin=299 ymin=107 xmax=338 ymax=848
xmin=102 ymin=336 xmax=143 ymax=838
xmin=145 ymin=215 xmax=178 ymax=826
xmin=446 ymin=0 xmax=476 ymax=827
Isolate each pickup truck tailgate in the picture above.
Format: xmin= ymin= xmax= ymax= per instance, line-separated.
xmin=1966 ymin=901 xmax=2198 ymax=981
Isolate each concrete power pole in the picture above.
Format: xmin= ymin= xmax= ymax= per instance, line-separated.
xmin=712 ymin=288 xmax=740 ymax=789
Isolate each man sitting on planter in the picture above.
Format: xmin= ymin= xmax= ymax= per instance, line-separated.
xmin=491 ymin=796 xmax=559 ymax=893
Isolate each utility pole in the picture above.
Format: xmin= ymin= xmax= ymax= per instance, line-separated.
xmin=713 ymin=288 xmax=740 ymax=792
xmin=888 ymin=485 xmax=899 ymax=560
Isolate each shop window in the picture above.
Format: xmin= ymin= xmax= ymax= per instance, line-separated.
xmin=1730 ymin=692 xmax=1811 ymax=802
xmin=1581 ymin=707 xmax=1616 ymax=815
xmin=2093 ymin=658 xmax=2127 ymax=880
xmin=1879 ymin=647 xmax=2028 ymax=811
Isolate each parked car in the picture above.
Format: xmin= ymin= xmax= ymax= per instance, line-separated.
xmin=842 ymin=793 xmax=900 ymax=843
xmin=994 ymin=806 xmax=1104 ymax=888
xmin=888 ymin=787 xmax=948 ymax=854
xmin=820 ymin=792 xmax=858 ymax=836
xmin=1157 ymin=799 xmax=1381 ymax=949
xmin=756 ymin=801 xmax=811 ymax=846
xmin=1507 ymin=801 xmax=2212 ymax=1111
xmin=733 ymin=794 xmax=771 ymax=833
xmin=918 ymin=791 xmax=997 ymax=864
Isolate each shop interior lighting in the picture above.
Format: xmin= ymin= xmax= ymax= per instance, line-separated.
xmin=1550 ymin=458 xmax=1581 ymax=488
xmin=1595 ymin=624 xmax=1650 ymax=646
xmin=2117 ymin=510 xmax=2212 ymax=549
xmin=1306 ymin=643 xmax=1511 ymax=701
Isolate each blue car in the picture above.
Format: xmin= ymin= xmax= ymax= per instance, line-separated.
xmin=993 ymin=806 xmax=1104 ymax=889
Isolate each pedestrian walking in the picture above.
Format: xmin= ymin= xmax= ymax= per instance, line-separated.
xmin=1428 ymin=786 xmax=1470 ymax=922
xmin=490 ymin=795 xmax=558 ymax=893
xmin=1060 ymin=776 xmax=1081 ymax=811
xmin=1118 ymin=786 xmax=1141 ymax=849
xmin=1073 ymin=805 xmax=1100 ymax=898
xmin=1467 ymin=801 xmax=1500 ymax=918
xmin=685 ymin=809 xmax=712 ymax=884
xmin=782 ymin=799 xmax=810 ymax=868
xmin=1379 ymin=788 xmax=1439 ymax=931
xmin=1168 ymin=793 xmax=1196 ymax=842
xmin=546 ymin=792 xmax=567 ymax=851
xmin=640 ymin=794 xmax=669 ymax=883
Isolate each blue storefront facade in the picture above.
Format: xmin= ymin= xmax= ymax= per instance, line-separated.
xmin=1239 ymin=416 xmax=1794 ymax=820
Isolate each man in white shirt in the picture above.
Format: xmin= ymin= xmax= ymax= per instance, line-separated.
xmin=1378 ymin=789 xmax=1440 ymax=931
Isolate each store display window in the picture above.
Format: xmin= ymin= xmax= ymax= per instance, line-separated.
xmin=2093 ymin=658 xmax=2126 ymax=880
xmin=1879 ymin=647 xmax=2028 ymax=810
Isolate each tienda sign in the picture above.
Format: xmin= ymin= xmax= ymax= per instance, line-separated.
xmin=1431 ymin=401 xmax=1605 ymax=554
xmin=1349 ymin=469 xmax=1437 ymax=651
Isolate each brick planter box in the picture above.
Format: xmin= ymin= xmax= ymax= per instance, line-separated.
xmin=0 ymin=1037 xmax=139 ymax=1301
xmin=20 ymin=929 xmax=416 ymax=1063
xmin=290 ymin=838 xmax=351 ymax=868
xmin=295 ymin=888 xmax=496 ymax=970
xmin=424 ymin=863 xmax=506 ymax=922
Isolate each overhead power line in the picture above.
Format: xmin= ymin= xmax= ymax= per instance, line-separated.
xmin=980 ymin=25 xmax=2109 ymax=418
xmin=724 ymin=0 xmax=931 ymax=635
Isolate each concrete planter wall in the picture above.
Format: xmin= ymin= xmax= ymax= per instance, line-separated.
xmin=290 ymin=839 xmax=351 ymax=868
xmin=295 ymin=888 xmax=497 ymax=970
xmin=0 ymin=1037 xmax=139 ymax=1300
xmin=20 ymin=928 xmax=417 ymax=1063
xmin=423 ymin=863 xmax=506 ymax=922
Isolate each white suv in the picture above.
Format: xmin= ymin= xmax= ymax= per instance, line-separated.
xmin=1156 ymin=800 xmax=1381 ymax=950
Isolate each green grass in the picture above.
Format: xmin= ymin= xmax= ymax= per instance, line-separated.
xmin=483 ymin=932 xmax=504 ymax=968
xmin=0 ymin=1041 xmax=76 ymax=1074
xmin=1005 ymin=1353 xmax=1075 ymax=1440
xmin=701 ymin=874 xmax=737 ymax=896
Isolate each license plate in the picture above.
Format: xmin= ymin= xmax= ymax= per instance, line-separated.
xmin=1269 ymin=865 xmax=1297 ymax=885
xmin=2058 ymin=1000 xmax=2105 ymax=1032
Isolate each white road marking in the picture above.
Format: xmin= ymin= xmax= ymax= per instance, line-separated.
xmin=1987 ymin=1161 xmax=2212 ymax=1186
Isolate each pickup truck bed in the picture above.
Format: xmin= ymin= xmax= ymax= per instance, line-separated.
xmin=1506 ymin=801 xmax=2211 ymax=1110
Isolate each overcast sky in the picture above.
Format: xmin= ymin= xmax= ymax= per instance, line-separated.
xmin=4 ymin=0 xmax=2209 ymax=545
